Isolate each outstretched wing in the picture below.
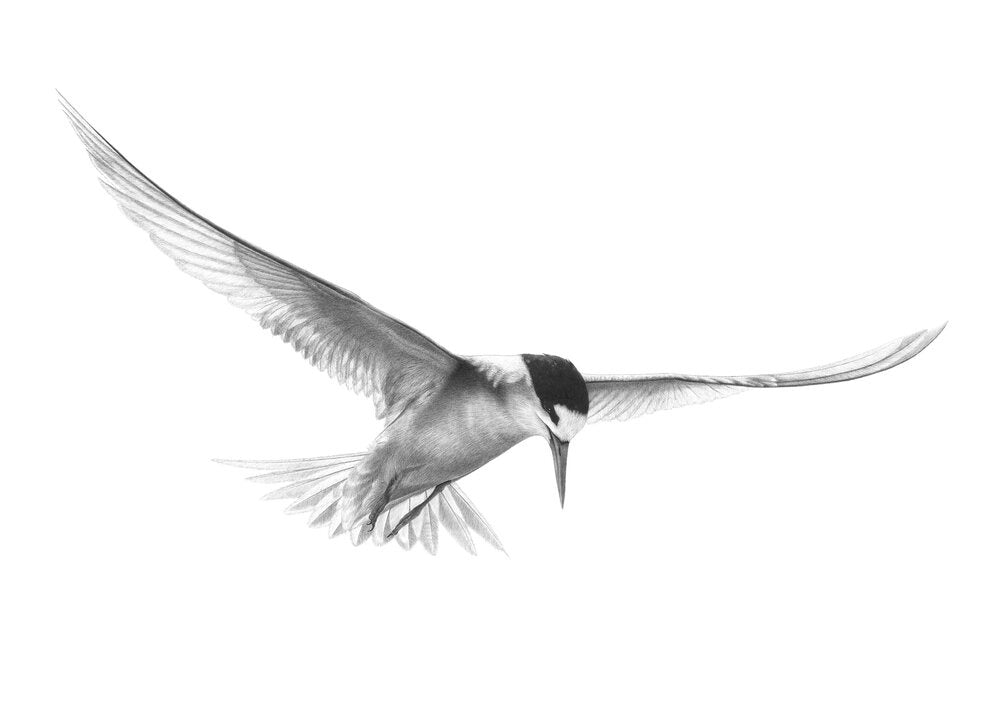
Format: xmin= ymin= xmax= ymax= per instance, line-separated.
xmin=61 ymin=95 xmax=460 ymax=421
xmin=585 ymin=324 xmax=945 ymax=423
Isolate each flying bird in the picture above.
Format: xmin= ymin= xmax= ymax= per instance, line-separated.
xmin=61 ymin=95 xmax=945 ymax=555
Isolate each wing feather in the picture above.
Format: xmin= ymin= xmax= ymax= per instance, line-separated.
xmin=62 ymin=95 xmax=460 ymax=421
xmin=586 ymin=324 xmax=945 ymax=423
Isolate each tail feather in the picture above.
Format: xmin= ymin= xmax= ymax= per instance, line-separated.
xmin=437 ymin=491 xmax=477 ymax=555
xmin=370 ymin=486 xmax=505 ymax=555
xmin=448 ymin=485 xmax=507 ymax=555
xmin=350 ymin=520 xmax=372 ymax=547
xmin=307 ymin=498 xmax=341 ymax=529
xmin=216 ymin=454 xmax=366 ymax=484
xmin=214 ymin=452 xmax=367 ymax=470
xmin=421 ymin=504 xmax=440 ymax=555
xmin=396 ymin=521 xmax=419 ymax=551
xmin=297 ymin=484 xmax=343 ymax=521
xmin=260 ymin=472 xmax=347 ymax=503
xmin=217 ymin=454 xmax=361 ymax=539
xmin=218 ymin=454 xmax=505 ymax=555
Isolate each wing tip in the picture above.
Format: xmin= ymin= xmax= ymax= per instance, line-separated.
xmin=901 ymin=321 xmax=947 ymax=361
xmin=926 ymin=320 xmax=948 ymax=342
xmin=56 ymin=90 xmax=85 ymax=129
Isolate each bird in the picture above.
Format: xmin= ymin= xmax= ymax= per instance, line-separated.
xmin=61 ymin=94 xmax=946 ymax=555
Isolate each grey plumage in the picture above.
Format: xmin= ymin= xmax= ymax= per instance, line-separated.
xmin=62 ymin=94 xmax=945 ymax=555
xmin=213 ymin=453 xmax=505 ymax=554
xmin=60 ymin=95 xmax=459 ymax=425
xmin=585 ymin=325 xmax=945 ymax=423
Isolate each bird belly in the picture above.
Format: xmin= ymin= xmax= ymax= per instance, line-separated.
xmin=383 ymin=381 xmax=527 ymax=500
xmin=339 ymin=368 xmax=529 ymax=529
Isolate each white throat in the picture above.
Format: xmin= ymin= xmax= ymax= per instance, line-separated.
xmin=547 ymin=404 xmax=588 ymax=441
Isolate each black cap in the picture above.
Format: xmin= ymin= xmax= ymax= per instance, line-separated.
xmin=521 ymin=354 xmax=589 ymax=424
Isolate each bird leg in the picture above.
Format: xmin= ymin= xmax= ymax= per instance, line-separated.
xmin=386 ymin=482 xmax=451 ymax=540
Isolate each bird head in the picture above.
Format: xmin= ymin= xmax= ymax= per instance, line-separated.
xmin=520 ymin=354 xmax=589 ymax=508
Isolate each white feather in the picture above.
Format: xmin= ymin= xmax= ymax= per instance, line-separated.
xmin=585 ymin=324 xmax=946 ymax=423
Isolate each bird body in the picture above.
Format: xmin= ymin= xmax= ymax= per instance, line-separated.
xmin=342 ymin=359 xmax=528 ymax=531
xmin=340 ymin=354 xmax=586 ymax=537
xmin=62 ymin=94 xmax=945 ymax=554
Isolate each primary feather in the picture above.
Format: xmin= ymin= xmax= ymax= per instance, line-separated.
xmin=585 ymin=324 xmax=945 ymax=423
xmin=60 ymin=94 xmax=459 ymax=423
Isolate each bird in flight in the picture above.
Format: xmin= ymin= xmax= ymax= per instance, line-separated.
xmin=61 ymin=95 xmax=945 ymax=555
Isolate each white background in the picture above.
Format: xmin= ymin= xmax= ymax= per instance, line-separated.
xmin=3 ymin=2 xmax=998 ymax=703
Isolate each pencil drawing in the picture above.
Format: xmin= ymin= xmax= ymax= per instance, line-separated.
xmin=61 ymin=94 xmax=945 ymax=555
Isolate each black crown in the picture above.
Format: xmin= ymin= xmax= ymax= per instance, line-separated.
xmin=521 ymin=354 xmax=590 ymax=424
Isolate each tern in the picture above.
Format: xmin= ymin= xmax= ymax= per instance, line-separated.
xmin=62 ymin=96 xmax=945 ymax=555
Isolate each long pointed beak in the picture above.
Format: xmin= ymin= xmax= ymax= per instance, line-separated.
xmin=548 ymin=432 xmax=570 ymax=508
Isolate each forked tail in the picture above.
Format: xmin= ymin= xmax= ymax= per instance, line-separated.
xmin=214 ymin=453 xmax=505 ymax=555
